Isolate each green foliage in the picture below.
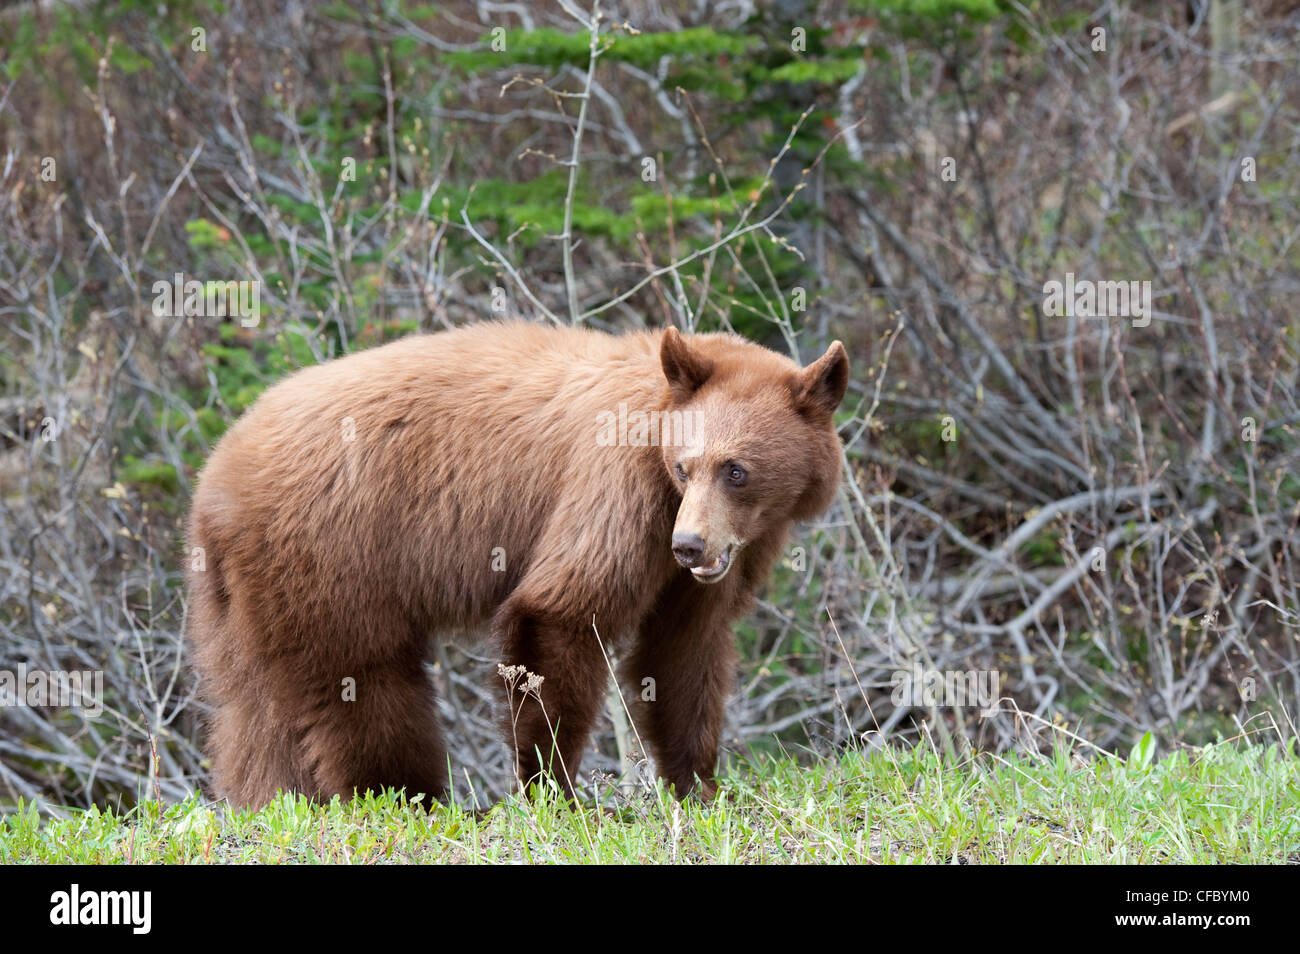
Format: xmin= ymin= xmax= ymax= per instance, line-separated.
xmin=118 ymin=456 xmax=181 ymax=492
xmin=849 ymin=0 xmax=1013 ymax=41
xmin=101 ymin=0 xmax=1046 ymax=349
xmin=855 ymin=0 xmax=1006 ymax=17
xmin=0 ymin=0 xmax=223 ymax=84
xmin=114 ymin=322 xmax=328 ymax=504
xmin=445 ymin=27 xmax=761 ymax=73
xmin=184 ymin=218 xmax=229 ymax=252
xmin=424 ymin=170 xmax=745 ymax=245
xmin=1128 ymin=731 xmax=1157 ymax=771
xmin=4 ymin=742 xmax=1296 ymax=863
xmin=1018 ymin=528 xmax=1065 ymax=567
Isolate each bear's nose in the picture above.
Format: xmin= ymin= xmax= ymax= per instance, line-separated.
xmin=672 ymin=532 xmax=707 ymax=567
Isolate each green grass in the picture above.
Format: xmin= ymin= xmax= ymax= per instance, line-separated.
xmin=3 ymin=742 xmax=1297 ymax=863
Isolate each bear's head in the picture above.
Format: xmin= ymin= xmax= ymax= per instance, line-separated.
xmin=658 ymin=327 xmax=848 ymax=584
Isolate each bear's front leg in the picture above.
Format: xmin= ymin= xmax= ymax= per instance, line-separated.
xmin=494 ymin=601 xmax=608 ymax=800
xmin=623 ymin=575 xmax=739 ymax=801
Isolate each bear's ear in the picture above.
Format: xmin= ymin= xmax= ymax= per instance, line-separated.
xmin=660 ymin=327 xmax=713 ymax=401
xmin=792 ymin=341 xmax=849 ymax=418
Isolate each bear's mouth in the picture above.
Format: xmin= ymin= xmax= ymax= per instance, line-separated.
xmin=690 ymin=545 xmax=734 ymax=583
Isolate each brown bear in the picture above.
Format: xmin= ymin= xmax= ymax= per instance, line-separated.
xmin=185 ymin=321 xmax=847 ymax=807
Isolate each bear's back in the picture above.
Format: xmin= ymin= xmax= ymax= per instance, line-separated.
xmin=187 ymin=322 xmax=675 ymax=637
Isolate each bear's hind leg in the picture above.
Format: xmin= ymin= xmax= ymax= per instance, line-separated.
xmin=207 ymin=682 xmax=315 ymax=808
xmin=300 ymin=654 xmax=449 ymax=805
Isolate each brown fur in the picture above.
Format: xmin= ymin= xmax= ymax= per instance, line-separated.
xmin=185 ymin=321 xmax=847 ymax=806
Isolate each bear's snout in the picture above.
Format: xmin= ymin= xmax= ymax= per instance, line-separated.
xmin=672 ymin=531 xmax=736 ymax=583
xmin=671 ymin=531 xmax=707 ymax=567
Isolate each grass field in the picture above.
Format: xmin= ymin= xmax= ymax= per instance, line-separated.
xmin=3 ymin=741 xmax=1297 ymax=864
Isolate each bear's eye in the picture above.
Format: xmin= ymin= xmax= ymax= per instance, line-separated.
xmin=725 ymin=463 xmax=748 ymax=487
xmin=674 ymin=462 xmax=687 ymax=482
